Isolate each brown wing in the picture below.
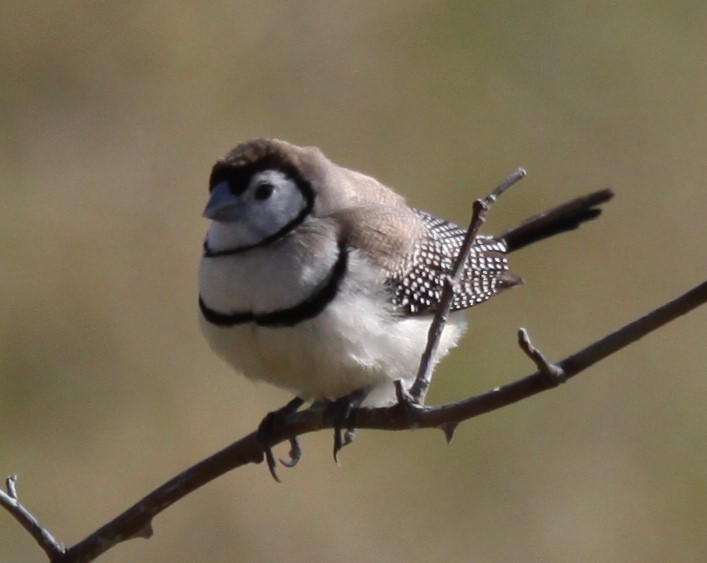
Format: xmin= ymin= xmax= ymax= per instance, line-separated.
xmin=333 ymin=206 xmax=523 ymax=316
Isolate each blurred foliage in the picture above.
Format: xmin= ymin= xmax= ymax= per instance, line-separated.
xmin=1 ymin=2 xmax=705 ymax=562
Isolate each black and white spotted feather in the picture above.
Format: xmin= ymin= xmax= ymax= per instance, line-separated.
xmin=390 ymin=209 xmax=523 ymax=315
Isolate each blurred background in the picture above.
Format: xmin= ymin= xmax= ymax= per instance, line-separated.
xmin=1 ymin=2 xmax=706 ymax=562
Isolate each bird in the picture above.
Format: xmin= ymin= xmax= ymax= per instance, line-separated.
xmin=198 ymin=138 xmax=612 ymax=474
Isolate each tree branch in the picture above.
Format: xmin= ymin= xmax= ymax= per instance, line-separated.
xmin=45 ymin=278 xmax=707 ymax=562
xmin=2 ymin=172 xmax=705 ymax=561
xmin=0 ymin=475 xmax=64 ymax=559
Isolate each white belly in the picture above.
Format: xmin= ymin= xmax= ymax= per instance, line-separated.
xmin=199 ymin=247 xmax=467 ymax=406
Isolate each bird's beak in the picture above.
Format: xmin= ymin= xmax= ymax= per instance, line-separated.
xmin=202 ymin=181 xmax=244 ymax=223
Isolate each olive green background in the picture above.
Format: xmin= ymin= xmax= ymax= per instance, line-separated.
xmin=1 ymin=2 xmax=706 ymax=562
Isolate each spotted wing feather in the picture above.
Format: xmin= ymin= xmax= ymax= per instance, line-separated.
xmin=391 ymin=210 xmax=522 ymax=315
xmin=334 ymin=206 xmax=522 ymax=317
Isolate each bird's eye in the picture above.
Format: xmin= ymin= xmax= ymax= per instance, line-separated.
xmin=254 ymin=182 xmax=274 ymax=201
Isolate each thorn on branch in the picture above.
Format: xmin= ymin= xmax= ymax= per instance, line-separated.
xmin=440 ymin=422 xmax=458 ymax=444
xmin=517 ymin=328 xmax=566 ymax=385
xmin=134 ymin=522 xmax=154 ymax=540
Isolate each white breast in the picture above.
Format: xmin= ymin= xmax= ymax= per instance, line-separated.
xmin=199 ymin=221 xmax=340 ymax=314
xmin=199 ymin=237 xmax=467 ymax=406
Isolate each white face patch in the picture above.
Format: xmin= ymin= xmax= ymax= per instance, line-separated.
xmin=206 ymin=169 xmax=309 ymax=252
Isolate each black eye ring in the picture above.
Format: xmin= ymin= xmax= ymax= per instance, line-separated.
xmin=254 ymin=182 xmax=274 ymax=201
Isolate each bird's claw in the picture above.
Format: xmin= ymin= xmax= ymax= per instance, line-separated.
xmin=333 ymin=427 xmax=357 ymax=465
xmin=328 ymin=388 xmax=368 ymax=465
xmin=279 ymin=437 xmax=302 ymax=468
xmin=257 ymin=397 xmax=305 ymax=482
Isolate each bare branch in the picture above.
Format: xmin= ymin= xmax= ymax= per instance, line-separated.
xmin=46 ymin=278 xmax=706 ymax=562
xmin=356 ymin=279 xmax=707 ymax=430
xmin=0 ymin=475 xmax=64 ymax=560
xmin=1 ymin=171 xmax=702 ymax=562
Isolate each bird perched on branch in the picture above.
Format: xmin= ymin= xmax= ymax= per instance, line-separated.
xmin=199 ymin=138 xmax=610 ymax=404
xmin=198 ymin=138 xmax=612 ymax=475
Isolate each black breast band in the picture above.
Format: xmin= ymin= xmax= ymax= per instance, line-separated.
xmin=199 ymin=242 xmax=348 ymax=328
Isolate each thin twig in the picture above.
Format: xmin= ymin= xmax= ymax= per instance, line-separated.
xmin=0 ymin=475 xmax=64 ymax=559
xmin=409 ymin=168 xmax=527 ymax=404
xmin=517 ymin=328 xmax=566 ymax=383
xmin=6 ymin=474 xmax=18 ymax=500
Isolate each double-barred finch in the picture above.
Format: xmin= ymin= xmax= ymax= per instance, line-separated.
xmin=198 ymin=138 xmax=612 ymax=408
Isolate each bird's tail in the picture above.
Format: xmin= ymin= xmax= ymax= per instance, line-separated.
xmin=499 ymin=189 xmax=614 ymax=253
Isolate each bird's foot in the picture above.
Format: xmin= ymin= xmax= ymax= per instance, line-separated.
xmin=257 ymin=396 xmax=305 ymax=482
xmin=326 ymin=388 xmax=369 ymax=465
